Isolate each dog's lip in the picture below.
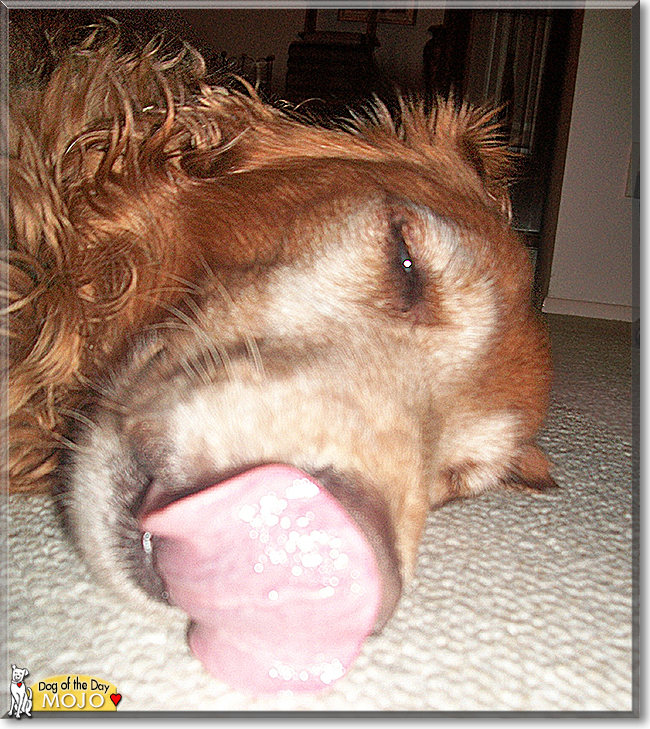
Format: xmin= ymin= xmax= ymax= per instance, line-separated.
xmin=133 ymin=465 xmax=261 ymax=519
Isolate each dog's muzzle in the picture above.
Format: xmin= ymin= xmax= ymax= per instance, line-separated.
xmin=139 ymin=463 xmax=401 ymax=693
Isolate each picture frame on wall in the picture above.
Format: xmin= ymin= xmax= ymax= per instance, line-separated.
xmin=337 ymin=9 xmax=418 ymax=25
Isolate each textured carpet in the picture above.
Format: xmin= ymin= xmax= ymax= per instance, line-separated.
xmin=3 ymin=314 xmax=636 ymax=713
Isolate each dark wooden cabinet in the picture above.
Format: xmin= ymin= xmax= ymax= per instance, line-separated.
xmin=285 ymin=33 xmax=379 ymax=112
xmin=284 ymin=10 xmax=384 ymax=118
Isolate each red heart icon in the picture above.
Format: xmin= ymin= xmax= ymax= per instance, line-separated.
xmin=16 ymin=683 xmax=22 ymax=688
xmin=110 ymin=693 xmax=122 ymax=707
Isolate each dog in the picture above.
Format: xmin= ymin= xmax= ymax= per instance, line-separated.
xmin=6 ymin=27 xmax=555 ymax=694
xmin=9 ymin=665 xmax=33 ymax=718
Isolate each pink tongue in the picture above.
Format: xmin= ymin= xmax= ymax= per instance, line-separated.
xmin=140 ymin=464 xmax=382 ymax=694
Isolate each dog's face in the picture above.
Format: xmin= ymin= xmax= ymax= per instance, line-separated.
xmin=10 ymin=34 xmax=553 ymax=695
xmin=61 ymin=141 xmax=552 ymax=693
xmin=12 ymin=666 xmax=29 ymax=684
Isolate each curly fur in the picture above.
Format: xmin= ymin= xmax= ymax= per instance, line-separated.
xmin=5 ymin=27 xmax=528 ymax=494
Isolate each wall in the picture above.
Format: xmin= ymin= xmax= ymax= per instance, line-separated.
xmin=177 ymin=9 xmax=303 ymax=95
xmin=543 ymin=9 xmax=635 ymax=321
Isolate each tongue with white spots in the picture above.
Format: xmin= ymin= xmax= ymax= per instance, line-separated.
xmin=139 ymin=464 xmax=383 ymax=693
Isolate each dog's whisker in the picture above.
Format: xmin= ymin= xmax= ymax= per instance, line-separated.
xmin=51 ymin=433 xmax=87 ymax=455
xmin=74 ymin=375 xmax=118 ymax=403
xmin=208 ymin=279 xmax=259 ymax=377
xmin=181 ymin=355 xmax=213 ymax=388
xmin=145 ymin=320 xmax=194 ymax=336
xmin=58 ymin=407 xmax=97 ymax=430
xmin=158 ymin=301 xmax=235 ymax=381
xmin=197 ymin=256 xmax=218 ymax=283
xmin=179 ymin=296 xmax=235 ymax=382
xmin=178 ymin=357 xmax=198 ymax=384
xmin=211 ymin=277 xmax=235 ymax=308
xmin=98 ymin=399 xmax=131 ymax=417
xmin=161 ymin=274 xmax=204 ymax=297
xmin=245 ymin=335 xmax=265 ymax=380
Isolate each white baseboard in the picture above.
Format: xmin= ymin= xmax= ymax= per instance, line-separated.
xmin=542 ymin=297 xmax=636 ymax=322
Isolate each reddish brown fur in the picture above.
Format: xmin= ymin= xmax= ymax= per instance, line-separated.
xmin=5 ymin=20 xmax=554 ymax=564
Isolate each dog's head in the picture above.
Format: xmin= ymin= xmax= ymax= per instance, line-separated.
xmin=10 ymin=34 xmax=554 ymax=694
xmin=11 ymin=666 xmax=29 ymax=684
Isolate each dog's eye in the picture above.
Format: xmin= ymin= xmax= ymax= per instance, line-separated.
xmin=391 ymin=221 xmax=423 ymax=312
xmin=398 ymin=237 xmax=414 ymax=273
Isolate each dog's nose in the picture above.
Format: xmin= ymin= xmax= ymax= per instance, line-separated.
xmin=139 ymin=464 xmax=401 ymax=693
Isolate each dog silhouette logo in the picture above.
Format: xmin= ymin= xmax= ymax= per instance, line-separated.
xmin=9 ymin=665 xmax=33 ymax=719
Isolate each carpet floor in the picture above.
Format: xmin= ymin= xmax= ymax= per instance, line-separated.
xmin=3 ymin=313 xmax=636 ymax=713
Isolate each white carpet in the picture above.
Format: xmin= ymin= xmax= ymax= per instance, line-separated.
xmin=3 ymin=314 xmax=635 ymax=713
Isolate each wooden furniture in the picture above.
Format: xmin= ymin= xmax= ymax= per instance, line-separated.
xmin=211 ymin=51 xmax=275 ymax=96
xmin=284 ymin=10 xmax=381 ymax=117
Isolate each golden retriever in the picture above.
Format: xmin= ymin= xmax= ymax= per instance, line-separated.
xmin=5 ymin=26 xmax=554 ymax=693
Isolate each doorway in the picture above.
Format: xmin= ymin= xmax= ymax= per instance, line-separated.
xmin=425 ymin=9 xmax=584 ymax=306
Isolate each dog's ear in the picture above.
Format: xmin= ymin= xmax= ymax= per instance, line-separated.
xmin=431 ymin=99 xmax=515 ymax=221
xmin=502 ymin=443 xmax=558 ymax=493
xmin=360 ymin=98 xmax=515 ymax=221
